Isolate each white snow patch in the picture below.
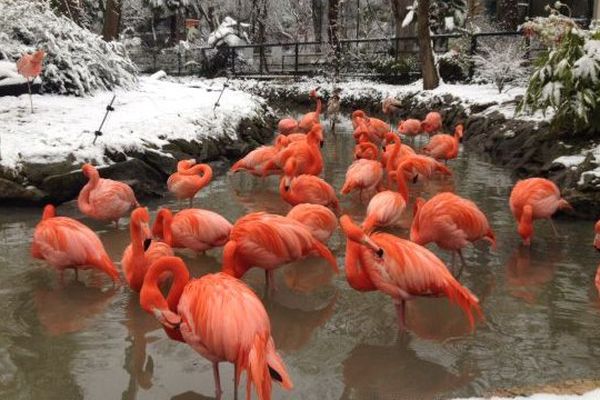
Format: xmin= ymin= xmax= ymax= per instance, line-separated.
xmin=553 ymin=155 xmax=586 ymax=168
xmin=453 ymin=389 xmax=600 ymax=400
xmin=0 ymin=60 xmax=41 ymax=86
xmin=0 ymin=76 xmax=267 ymax=171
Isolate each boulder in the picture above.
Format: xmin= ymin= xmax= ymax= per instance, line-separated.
xmin=0 ymin=178 xmax=47 ymax=205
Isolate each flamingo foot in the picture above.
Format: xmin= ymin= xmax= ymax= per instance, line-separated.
xmin=212 ymin=362 xmax=222 ymax=400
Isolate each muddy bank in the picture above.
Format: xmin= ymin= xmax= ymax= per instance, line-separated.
xmin=0 ymin=111 xmax=276 ymax=206
xmin=242 ymin=80 xmax=599 ymax=220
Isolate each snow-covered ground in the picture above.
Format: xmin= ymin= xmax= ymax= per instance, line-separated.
xmin=553 ymin=143 xmax=600 ymax=186
xmin=231 ymin=78 xmax=547 ymax=121
xmin=0 ymin=75 xmax=268 ymax=172
xmin=454 ymin=389 xmax=600 ymax=400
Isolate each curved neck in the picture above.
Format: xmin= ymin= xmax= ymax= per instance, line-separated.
xmin=141 ymin=256 xmax=190 ymax=314
xmin=358 ymin=143 xmax=378 ymax=160
xmin=386 ymin=135 xmax=400 ymax=171
xmin=129 ymin=217 xmax=146 ymax=290
xmin=395 ymin=169 xmax=409 ymax=202
xmin=78 ymin=170 xmax=99 ymax=215
xmin=314 ymin=96 xmax=322 ymax=115
xmin=222 ymin=240 xmax=246 ymax=278
xmin=182 ymin=164 xmax=213 ymax=180
xmin=153 ymin=209 xmax=173 ymax=246
xmin=345 ymin=242 xmax=377 ymax=291
xmin=42 ymin=205 xmax=55 ymax=220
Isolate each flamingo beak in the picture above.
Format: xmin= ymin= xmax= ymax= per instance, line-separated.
xmin=143 ymin=238 xmax=152 ymax=251
xmin=283 ymin=176 xmax=292 ymax=191
xmin=320 ymin=141 xmax=324 ymax=148
xmin=362 ymin=236 xmax=383 ymax=258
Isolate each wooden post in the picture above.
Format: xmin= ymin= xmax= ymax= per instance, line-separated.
xmin=294 ymin=43 xmax=299 ymax=75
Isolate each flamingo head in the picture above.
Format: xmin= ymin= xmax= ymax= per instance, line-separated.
xmin=32 ymin=50 xmax=46 ymax=63
xmin=352 ymin=110 xmax=366 ymax=120
xmin=81 ymin=163 xmax=98 ymax=179
xmin=518 ymin=205 xmax=534 ymax=246
xmin=177 ymin=159 xmax=196 ymax=172
xmin=455 ymin=124 xmax=464 ymax=143
xmin=309 ymin=87 xmax=320 ymax=98
xmin=339 ymin=215 xmax=384 ymax=258
xmin=132 ymin=207 xmax=153 ymax=251
xmin=594 ymin=220 xmax=600 ymax=251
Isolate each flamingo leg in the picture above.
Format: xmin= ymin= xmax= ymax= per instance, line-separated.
xmin=394 ymin=299 xmax=407 ymax=332
xmin=114 ymin=220 xmax=119 ymax=230
xmin=74 ymin=268 xmax=79 ymax=281
xmin=26 ymin=78 xmax=33 ymax=113
xmin=265 ymin=269 xmax=277 ymax=293
xmin=189 ymin=197 xmax=194 ymax=209
xmin=234 ymin=363 xmax=239 ymax=400
xmin=548 ymin=218 xmax=559 ymax=237
xmin=212 ymin=362 xmax=222 ymax=399
xmin=456 ymin=250 xmax=467 ymax=279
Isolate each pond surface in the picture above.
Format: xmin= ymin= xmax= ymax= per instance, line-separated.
xmin=1 ymin=110 xmax=599 ymax=400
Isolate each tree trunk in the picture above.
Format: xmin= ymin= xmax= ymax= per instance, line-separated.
xmin=417 ymin=0 xmax=439 ymax=90
xmin=390 ymin=0 xmax=416 ymax=54
xmin=102 ymin=0 xmax=121 ymax=41
xmin=328 ymin=0 xmax=341 ymax=77
xmin=312 ymin=0 xmax=323 ymax=49
xmin=258 ymin=0 xmax=269 ymax=72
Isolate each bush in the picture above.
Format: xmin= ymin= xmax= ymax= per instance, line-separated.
xmin=472 ymin=41 xmax=529 ymax=93
xmin=0 ymin=0 xmax=138 ymax=96
xmin=518 ymin=4 xmax=600 ymax=132
xmin=366 ymin=55 xmax=420 ymax=84
xmin=438 ymin=49 xmax=471 ymax=83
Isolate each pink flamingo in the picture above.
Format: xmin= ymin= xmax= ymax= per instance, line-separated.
xmin=339 ymin=215 xmax=482 ymax=331
xmin=31 ymin=205 xmax=119 ymax=282
xmin=395 ymin=154 xmax=452 ymax=184
xmin=222 ymin=212 xmax=338 ymax=291
xmin=279 ymin=158 xmax=339 ymax=211
xmin=152 ymin=208 xmax=232 ymax=253
xmin=509 ymin=178 xmax=572 ymax=246
xmin=423 ymin=125 xmax=464 ymax=163
xmin=398 ymin=119 xmax=422 ymax=139
xmin=230 ymin=135 xmax=290 ymax=177
xmin=16 ymin=49 xmax=45 ymax=113
xmin=354 ymin=138 xmax=381 ymax=161
xmin=340 ymin=158 xmax=384 ymax=200
xmin=287 ymin=204 xmax=337 ymax=243
xmin=121 ymin=207 xmax=173 ymax=292
xmin=298 ymin=88 xmax=322 ymax=132
xmin=167 ymin=159 xmax=213 ymax=207
xmin=140 ymin=256 xmax=293 ymax=399
xmin=287 ymin=124 xmax=324 ymax=147
xmin=262 ymin=124 xmax=324 ymax=177
xmin=351 ymin=110 xmax=389 ymax=141
xmin=363 ymin=190 xmax=407 ymax=233
xmin=77 ymin=163 xmax=139 ymax=228
xmin=410 ymin=193 xmax=496 ymax=276
xmin=421 ymin=111 xmax=443 ymax=135
xmin=278 ymin=118 xmax=299 ymax=135
xmin=382 ymin=132 xmax=415 ymax=186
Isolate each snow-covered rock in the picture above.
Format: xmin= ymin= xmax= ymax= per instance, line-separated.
xmin=454 ymin=389 xmax=600 ymax=400
xmin=207 ymin=17 xmax=249 ymax=48
xmin=0 ymin=76 xmax=268 ymax=172
xmin=0 ymin=0 xmax=137 ymax=96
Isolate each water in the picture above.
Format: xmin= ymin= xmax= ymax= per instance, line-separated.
xmin=1 ymin=110 xmax=599 ymax=400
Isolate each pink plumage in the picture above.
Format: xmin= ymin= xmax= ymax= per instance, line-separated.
xmin=287 ymin=203 xmax=338 ymax=243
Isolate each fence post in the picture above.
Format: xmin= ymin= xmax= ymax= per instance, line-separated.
xmin=230 ymin=47 xmax=235 ymax=75
xmin=177 ymin=48 xmax=182 ymax=76
xmin=294 ymin=43 xmax=299 ymax=75
xmin=395 ymin=37 xmax=400 ymax=60
xmin=469 ymin=34 xmax=478 ymax=78
xmin=259 ymin=44 xmax=264 ymax=75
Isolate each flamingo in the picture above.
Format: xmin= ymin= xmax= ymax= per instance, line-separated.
xmin=594 ymin=220 xmax=600 ymax=295
xmin=278 ymin=118 xmax=299 ymax=135
xmin=298 ymin=88 xmax=322 ymax=132
xmin=398 ymin=119 xmax=422 ymax=139
xmin=287 ymin=204 xmax=337 ymax=243
xmin=287 ymin=124 xmax=324 ymax=147
xmin=152 ymin=208 xmax=232 ymax=253
xmin=340 ymin=158 xmax=384 ymax=200
xmin=353 ymin=117 xmax=384 ymax=145
xmin=167 ymin=159 xmax=213 ymax=207
xmin=351 ymin=110 xmax=390 ymax=140
xmin=382 ymin=97 xmax=403 ymax=124
xmin=16 ymin=49 xmax=45 ymax=113
xmin=423 ymin=124 xmax=464 ymax=163
xmin=31 ymin=205 xmax=119 ymax=282
xmin=121 ymin=207 xmax=173 ymax=292
xmin=140 ymin=256 xmax=293 ymax=399
xmin=222 ymin=212 xmax=338 ymax=291
xmin=421 ymin=111 xmax=443 ymax=135
xmin=262 ymin=124 xmax=324 ymax=177
xmin=410 ymin=193 xmax=496 ymax=276
xmin=326 ymin=92 xmax=341 ymax=131
xmin=230 ymin=135 xmax=289 ymax=177
xmin=395 ymin=154 xmax=452 ymax=184
xmin=381 ymin=132 xmax=415 ymax=186
xmin=363 ymin=190 xmax=407 ymax=233
xmin=339 ymin=215 xmax=482 ymax=331
xmin=354 ymin=140 xmax=380 ymax=161
xmin=77 ymin=163 xmax=139 ymax=228
xmin=279 ymin=158 xmax=339 ymax=211
xmin=509 ymin=178 xmax=572 ymax=246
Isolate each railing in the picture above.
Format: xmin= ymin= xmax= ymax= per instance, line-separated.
xmin=129 ymin=31 xmax=536 ymax=79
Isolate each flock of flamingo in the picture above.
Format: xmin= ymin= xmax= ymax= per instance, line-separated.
xmin=29 ymin=87 xmax=594 ymax=400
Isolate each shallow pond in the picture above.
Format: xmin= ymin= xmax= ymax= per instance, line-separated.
xmin=1 ymin=110 xmax=599 ymax=400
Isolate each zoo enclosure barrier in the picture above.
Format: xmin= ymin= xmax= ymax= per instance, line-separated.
xmin=129 ymin=31 xmax=540 ymax=79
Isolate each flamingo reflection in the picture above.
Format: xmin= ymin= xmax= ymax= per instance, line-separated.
xmin=506 ymin=245 xmax=559 ymax=304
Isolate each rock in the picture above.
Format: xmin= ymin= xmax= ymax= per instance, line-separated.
xmin=21 ymin=157 xmax=77 ymax=186
xmin=0 ymin=178 xmax=47 ymax=205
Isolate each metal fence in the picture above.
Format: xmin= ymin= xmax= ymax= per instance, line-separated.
xmin=129 ymin=31 xmax=539 ymax=79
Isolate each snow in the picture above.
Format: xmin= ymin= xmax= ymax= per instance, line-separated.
xmin=207 ymin=16 xmax=249 ymax=48
xmin=553 ymin=155 xmax=586 ymax=168
xmin=0 ymin=76 xmax=268 ymax=172
xmin=0 ymin=61 xmax=41 ymax=87
xmin=454 ymin=389 xmax=600 ymax=400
